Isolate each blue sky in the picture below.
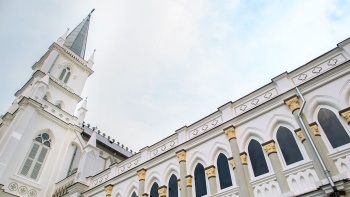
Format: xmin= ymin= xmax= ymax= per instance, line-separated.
xmin=1 ymin=0 xmax=350 ymax=152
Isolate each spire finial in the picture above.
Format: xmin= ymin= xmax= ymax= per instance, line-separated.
xmin=91 ymin=9 xmax=95 ymax=14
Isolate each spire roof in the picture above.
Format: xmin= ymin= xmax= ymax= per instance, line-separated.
xmin=64 ymin=9 xmax=94 ymax=59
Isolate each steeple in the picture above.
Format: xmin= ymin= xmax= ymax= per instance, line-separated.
xmin=64 ymin=9 xmax=95 ymax=59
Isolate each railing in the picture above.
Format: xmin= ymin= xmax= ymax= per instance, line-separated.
xmin=90 ymin=169 xmax=111 ymax=187
xmin=331 ymin=146 xmax=350 ymax=179
xmin=251 ymin=174 xmax=281 ymax=197
xmin=52 ymin=173 xmax=76 ymax=197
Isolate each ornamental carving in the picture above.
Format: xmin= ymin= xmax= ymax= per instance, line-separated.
xmin=340 ymin=108 xmax=350 ymax=124
xmin=228 ymin=157 xmax=235 ymax=169
xmin=176 ymin=150 xmax=186 ymax=162
xmin=177 ymin=179 xmax=181 ymax=189
xmin=309 ymin=123 xmax=320 ymax=136
xmin=224 ymin=126 xmax=236 ymax=140
xmin=186 ymin=175 xmax=193 ymax=186
xmin=158 ymin=186 xmax=167 ymax=196
xmin=262 ymin=140 xmax=277 ymax=155
xmin=285 ymin=96 xmax=300 ymax=113
xmin=240 ymin=152 xmax=248 ymax=165
xmin=137 ymin=169 xmax=147 ymax=180
xmin=105 ymin=184 xmax=113 ymax=196
xmin=205 ymin=166 xmax=216 ymax=178
xmin=142 ymin=194 xmax=149 ymax=197
xmin=295 ymin=129 xmax=305 ymax=142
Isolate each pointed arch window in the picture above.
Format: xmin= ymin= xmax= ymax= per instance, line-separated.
xmin=59 ymin=67 xmax=71 ymax=83
xmin=168 ymin=174 xmax=178 ymax=197
xmin=194 ymin=163 xmax=207 ymax=197
xmin=150 ymin=182 xmax=159 ymax=197
xmin=248 ymin=139 xmax=269 ymax=177
xmin=276 ymin=126 xmax=303 ymax=165
xmin=318 ymin=108 xmax=350 ymax=148
xmin=217 ymin=153 xmax=233 ymax=189
xmin=20 ymin=133 xmax=51 ymax=180
xmin=131 ymin=191 xmax=137 ymax=197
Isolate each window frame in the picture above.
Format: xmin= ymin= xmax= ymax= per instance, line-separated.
xmin=59 ymin=67 xmax=71 ymax=84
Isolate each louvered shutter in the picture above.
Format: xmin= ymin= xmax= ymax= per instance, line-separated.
xmin=30 ymin=147 xmax=48 ymax=179
xmin=20 ymin=144 xmax=39 ymax=176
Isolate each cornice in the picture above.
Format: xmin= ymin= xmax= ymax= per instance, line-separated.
xmin=48 ymin=75 xmax=82 ymax=102
xmin=15 ymin=70 xmax=45 ymax=97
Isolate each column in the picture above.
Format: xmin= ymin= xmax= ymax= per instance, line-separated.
xmin=240 ymin=152 xmax=254 ymax=195
xmin=340 ymin=107 xmax=350 ymax=125
xmin=261 ymin=140 xmax=291 ymax=194
xmin=137 ymin=168 xmax=147 ymax=197
xmin=205 ymin=165 xmax=218 ymax=196
xmin=105 ymin=184 xmax=113 ymax=197
xmin=158 ymin=186 xmax=167 ymax=197
xmin=224 ymin=126 xmax=253 ymax=197
xmin=186 ymin=175 xmax=193 ymax=197
xmin=176 ymin=149 xmax=188 ymax=197
xmin=284 ymin=96 xmax=337 ymax=179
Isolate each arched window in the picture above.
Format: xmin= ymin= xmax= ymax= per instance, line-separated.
xmin=59 ymin=67 xmax=71 ymax=83
xmin=131 ymin=191 xmax=137 ymax=197
xmin=248 ymin=139 xmax=269 ymax=177
xmin=194 ymin=163 xmax=207 ymax=197
xmin=318 ymin=108 xmax=350 ymax=148
xmin=168 ymin=174 xmax=178 ymax=197
xmin=20 ymin=133 xmax=51 ymax=180
xmin=150 ymin=182 xmax=159 ymax=197
xmin=277 ymin=126 xmax=303 ymax=165
xmin=217 ymin=153 xmax=233 ymax=189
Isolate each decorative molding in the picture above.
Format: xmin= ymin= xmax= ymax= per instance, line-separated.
xmin=339 ymin=107 xmax=350 ymax=124
xmin=224 ymin=126 xmax=236 ymax=140
xmin=176 ymin=149 xmax=186 ymax=162
xmin=118 ymin=157 xmax=141 ymax=174
xmin=309 ymin=122 xmax=321 ymax=136
xmin=205 ymin=165 xmax=216 ymax=178
xmin=240 ymin=152 xmax=248 ymax=165
xmin=284 ymin=96 xmax=300 ymax=113
xmin=91 ymin=172 xmax=110 ymax=187
xmin=234 ymin=88 xmax=278 ymax=115
xmin=104 ymin=184 xmax=113 ymax=196
xmin=177 ymin=179 xmax=181 ymax=189
xmin=158 ymin=186 xmax=167 ymax=196
xmin=142 ymin=193 xmax=149 ymax=197
xmin=294 ymin=128 xmax=305 ymax=142
xmin=8 ymin=182 xmax=37 ymax=197
xmin=186 ymin=175 xmax=193 ymax=187
xmin=262 ymin=140 xmax=277 ymax=155
xmin=137 ymin=169 xmax=147 ymax=181
xmin=228 ymin=157 xmax=235 ymax=169
xmin=188 ymin=116 xmax=222 ymax=139
xmin=150 ymin=138 xmax=178 ymax=158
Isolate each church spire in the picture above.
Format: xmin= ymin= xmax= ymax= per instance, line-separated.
xmin=64 ymin=9 xmax=95 ymax=59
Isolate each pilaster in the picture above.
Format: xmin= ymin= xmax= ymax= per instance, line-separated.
xmin=186 ymin=175 xmax=193 ymax=197
xmin=205 ymin=165 xmax=218 ymax=196
xmin=176 ymin=149 xmax=187 ymax=197
xmin=137 ymin=168 xmax=147 ymax=197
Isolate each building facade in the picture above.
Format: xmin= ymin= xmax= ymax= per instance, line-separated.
xmin=1 ymin=12 xmax=350 ymax=197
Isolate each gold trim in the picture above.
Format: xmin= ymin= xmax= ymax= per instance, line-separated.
xmin=158 ymin=186 xmax=167 ymax=196
xmin=137 ymin=169 xmax=147 ymax=180
xmin=176 ymin=149 xmax=186 ymax=162
xmin=228 ymin=157 xmax=235 ymax=169
xmin=205 ymin=165 xmax=216 ymax=178
xmin=240 ymin=152 xmax=248 ymax=165
xmin=224 ymin=126 xmax=236 ymax=140
xmin=309 ymin=122 xmax=320 ymax=136
xmin=186 ymin=175 xmax=192 ymax=187
xmin=105 ymin=184 xmax=113 ymax=196
xmin=262 ymin=140 xmax=277 ymax=155
xmin=177 ymin=179 xmax=181 ymax=189
xmin=284 ymin=96 xmax=300 ymax=113
xmin=142 ymin=193 xmax=149 ymax=197
xmin=340 ymin=107 xmax=350 ymax=124
xmin=294 ymin=129 xmax=305 ymax=142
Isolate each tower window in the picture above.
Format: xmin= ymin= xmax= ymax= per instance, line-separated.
xmin=20 ymin=133 xmax=51 ymax=180
xmin=59 ymin=67 xmax=71 ymax=83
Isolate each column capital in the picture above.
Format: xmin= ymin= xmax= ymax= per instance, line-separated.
xmin=137 ymin=168 xmax=147 ymax=180
xmin=142 ymin=193 xmax=149 ymax=197
xmin=158 ymin=186 xmax=167 ymax=197
xmin=309 ymin=122 xmax=321 ymax=136
xmin=262 ymin=140 xmax=277 ymax=155
xmin=186 ymin=175 xmax=193 ymax=187
xmin=177 ymin=179 xmax=181 ymax=190
xmin=205 ymin=165 xmax=216 ymax=178
xmin=339 ymin=107 xmax=350 ymax=124
xmin=294 ymin=128 xmax=305 ymax=142
xmin=284 ymin=96 xmax=300 ymax=113
xmin=240 ymin=152 xmax=248 ymax=165
xmin=105 ymin=184 xmax=114 ymax=196
xmin=176 ymin=149 xmax=186 ymax=162
xmin=228 ymin=157 xmax=235 ymax=169
xmin=224 ymin=125 xmax=236 ymax=140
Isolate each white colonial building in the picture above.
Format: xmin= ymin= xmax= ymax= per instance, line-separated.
xmin=1 ymin=11 xmax=350 ymax=197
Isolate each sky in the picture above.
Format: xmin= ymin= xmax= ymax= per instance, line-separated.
xmin=1 ymin=0 xmax=350 ymax=153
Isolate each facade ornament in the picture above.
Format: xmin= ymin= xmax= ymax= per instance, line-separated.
xmin=158 ymin=186 xmax=167 ymax=197
xmin=177 ymin=179 xmax=181 ymax=189
xmin=185 ymin=175 xmax=193 ymax=187
xmin=339 ymin=107 xmax=350 ymax=124
xmin=240 ymin=152 xmax=248 ymax=165
xmin=104 ymin=184 xmax=113 ymax=197
xmin=284 ymin=96 xmax=300 ymax=113
xmin=204 ymin=165 xmax=216 ymax=178
xmin=176 ymin=149 xmax=186 ymax=162
xmin=294 ymin=128 xmax=305 ymax=142
xmin=137 ymin=169 xmax=147 ymax=180
xmin=224 ymin=126 xmax=236 ymax=140
xmin=262 ymin=140 xmax=277 ymax=155
xmin=228 ymin=157 xmax=235 ymax=169
xmin=142 ymin=193 xmax=149 ymax=197
xmin=309 ymin=122 xmax=321 ymax=136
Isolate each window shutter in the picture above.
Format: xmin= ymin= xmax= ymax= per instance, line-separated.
xmin=20 ymin=144 xmax=39 ymax=176
xmin=30 ymin=147 xmax=48 ymax=179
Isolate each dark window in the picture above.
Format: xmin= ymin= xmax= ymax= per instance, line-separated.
xmin=318 ymin=108 xmax=350 ymax=148
xmin=168 ymin=174 xmax=178 ymax=197
xmin=59 ymin=67 xmax=71 ymax=83
xmin=217 ymin=153 xmax=233 ymax=189
xmin=194 ymin=163 xmax=207 ymax=197
xmin=150 ymin=182 xmax=159 ymax=197
xmin=248 ymin=139 xmax=269 ymax=177
xmin=131 ymin=191 xmax=137 ymax=197
xmin=277 ymin=126 xmax=303 ymax=165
